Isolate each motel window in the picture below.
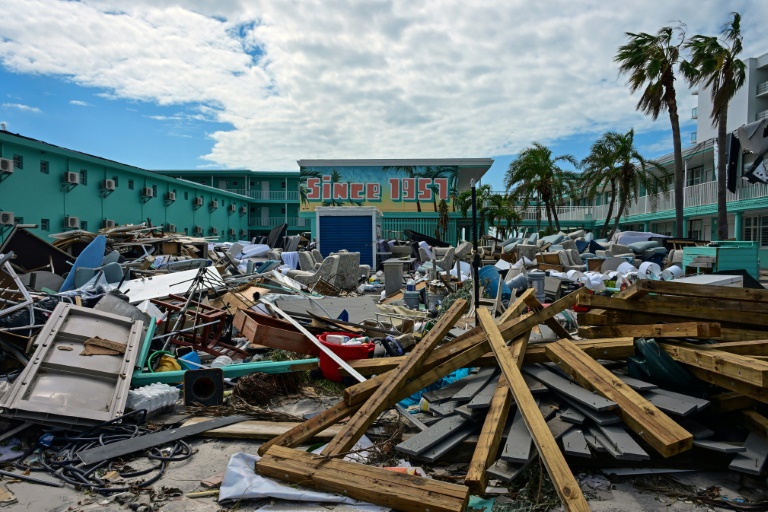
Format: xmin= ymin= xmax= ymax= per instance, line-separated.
xmin=41 ymin=219 xmax=50 ymax=231
xmin=761 ymin=217 xmax=768 ymax=247
xmin=184 ymin=191 xmax=189 ymax=200
xmin=12 ymin=155 xmax=22 ymax=170
xmin=80 ymin=220 xmax=87 ymax=231
xmin=40 ymin=161 xmax=49 ymax=174
xmin=128 ymin=179 xmax=134 ymax=190
xmin=113 ymin=176 xmax=119 ymax=187
xmin=281 ymin=181 xmax=286 ymax=188
xmin=80 ymin=169 xmax=88 ymax=185
xmin=743 ymin=216 xmax=768 ymax=246
xmin=281 ymin=207 xmax=286 ymax=214
xmin=152 ymin=185 xmax=158 ymax=197
xmin=687 ymin=166 xmax=703 ymax=187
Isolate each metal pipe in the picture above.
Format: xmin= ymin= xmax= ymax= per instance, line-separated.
xmin=470 ymin=179 xmax=480 ymax=323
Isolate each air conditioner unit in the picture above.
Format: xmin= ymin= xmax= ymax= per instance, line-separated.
xmin=210 ymin=199 xmax=219 ymax=209
xmin=0 ymin=158 xmax=13 ymax=174
xmin=65 ymin=216 xmax=80 ymax=228
xmin=0 ymin=211 xmax=14 ymax=225
xmin=194 ymin=225 xmax=203 ymax=235
xmin=64 ymin=172 xmax=79 ymax=184
xmin=194 ymin=197 xmax=204 ymax=207
xmin=166 ymin=223 xmax=177 ymax=232
xmin=141 ymin=187 xmax=154 ymax=198
xmin=210 ymin=227 xmax=219 ymax=235
xmin=228 ymin=228 xmax=236 ymax=236
xmin=240 ymin=229 xmax=247 ymax=237
xmin=166 ymin=191 xmax=176 ymax=201
xmin=102 ymin=219 xmax=116 ymax=229
xmin=228 ymin=204 xmax=237 ymax=213
xmin=102 ymin=179 xmax=116 ymax=191
xmin=240 ymin=206 xmax=247 ymax=215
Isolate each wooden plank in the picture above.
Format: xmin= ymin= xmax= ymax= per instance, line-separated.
xmin=545 ymin=339 xmax=693 ymax=458
xmin=707 ymin=340 xmax=768 ymax=357
xmin=257 ymin=446 xmax=469 ymax=512
xmin=613 ymin=373 xmax=658 ymax=391
xmin=344 ymin=289 xmax=588 ymax=405
xmin=659 ymin=342 xmax=768 ymax=388
xmin=692 ymin=440 xmax=746 ymax=453
xmin=562 ymin=429 xmax=591 ymax=458
xmin=181 ymin=417 xmax=342 ymax=440
xmin=412 ymin=422 xmax=481 ymax=463
xmin=742 ymin=410 xmax=768 ymax=440
xmin=642 ymin=391 xmax=698 ymax=417
xmin=578 ymin=294 xmax=768 ymax=330
xmin=728 ymin=432 xmax=768 ymax=475
xmin=522 ymin=365 xmax=617 ymax=412
xmin=345 ymin=336 xmax=635 ymax=375
xmin=578 ymin=322 xmax=721 ymax=339
xmin=558 ymin=395 xmax=622 ymax=425
xmin=560 ymin=407 xmax=586 ymax=425
xmin=522 ymin=292 xmax=573 ymax=340
xmin=630 ymin=279 xmax=768 ymax=302
xmin=650 ymin=388 xmax=710 ymax=411
xmin=639 ymin=295 xmax=768 ymax=314
xmin=466 ymin=374 xmax=501 ymax=409
xmin=396 ymin=415 xmax=469 ymax=456
xmin=478 ymin=308 xmax=590 ymax=512
xmin=687 ymin=367 xmax=768 ymax=405
xmin=451 ymin=367 xmax=497 ymax=402
xmin=710 ymin=392 xmax=758 ymax=412
xmin=323 ymin=299 xmax=467 ymax=455
xmin=614 ymin=282 xmax=648 ymax=299
xmin=233 ymin=308 xmax=318 ymax=355
xmin=595 ymin=424 xmax=649 ymax=460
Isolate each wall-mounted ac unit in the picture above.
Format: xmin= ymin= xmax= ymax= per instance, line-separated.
xmin=210 ymin=199 xmax=219 ymax=209
xmin=228 ymin=204 xmax=236 ymax=213
xmin=102 ymin=179 xmax=116 ymax=191
xmin=65 ymin=216 xmax=80 ymax=228
xmin=228 ymin=228 xmax=236 ymax=236
xmin=240 ymin=229 xmax=247 ymax=237
xmin=166 ymin=223 xmax=177 ymax=232
xmin=210 ymin=226 xmax=219 ymax=235
xmin=0 ymin=211 xmax=14 ymax=225
xmin=194 ymin=225 xmax=204 ymax=235
xmin=64 ymin=172 xmax=79 ymax=184
xmin=166 ymin=191 xmax=176 ymax=201
xmin=102 ymin=219 xmax=116 ymax=229
xmin=0 ymin=158 xmax=13 ymax=174
xmin=240 ymin=205 xmax=247 ymax=214
xmin=194 ymin=197 xmax=204 ymax=206
xmin=141 ymin=187 xmax=154 ymax=198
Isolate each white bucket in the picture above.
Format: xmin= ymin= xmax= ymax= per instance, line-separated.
xmin=638 ymin=262 xmax=661 ymax=280
xmin=616 ymin=262 xmax=637 ymax=274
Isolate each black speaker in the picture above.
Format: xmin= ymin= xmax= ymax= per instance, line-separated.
xmin=183 ymin=368 xmax=224 ymax=406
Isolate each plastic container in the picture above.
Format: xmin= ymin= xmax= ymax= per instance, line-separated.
xmin=478 ymin=265 xmax=512 ymax=302
xmin=325 ymin=334 xmax=349 ymax=345
xmin=403 ymin=290 xmax=420 ymax=309
xmin=527 ymin=270 xmax=546 ymax=302
xmin=406 ymin=279 xmax=416 ymax=292
xmin=427 ymin=293 xmax=444 ymax=310
xmin=211 ymin=355 xmax=233 ymax=368
xmin=126 ymin=383 xmax=180 ymax=417
xmin=317 ymin=331 xmax=375 ymax=382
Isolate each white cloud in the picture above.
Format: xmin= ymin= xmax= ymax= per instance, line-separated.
xmin=0 ymin=0 xmax=766 ymax=170
xmin=69 ymin=100 xmax=92 ymax=106
xmin=2 ymin=102 xmax=41 ymax=113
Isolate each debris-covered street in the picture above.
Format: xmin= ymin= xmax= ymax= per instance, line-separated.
xmin=1 ymin=224 xmax=768 ymax=512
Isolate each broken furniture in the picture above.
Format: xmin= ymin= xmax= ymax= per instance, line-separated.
xmin=682 ymin=241 xmax=760 ymax=279
xmin=286 ymin=254 xmax=341 ymax=289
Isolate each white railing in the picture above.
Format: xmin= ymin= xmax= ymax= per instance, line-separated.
xmin=226 ymin=189 xmax=299 ymax=201
xmin=757 ymin=80 xmax=768 ymax=96
xmin=517 ymin=205 xmax=593 ymax=222
xmin=248 ymin=216 xmax=307 ymax=228
xmin=757 ymin=109 xmax=768 ymax=121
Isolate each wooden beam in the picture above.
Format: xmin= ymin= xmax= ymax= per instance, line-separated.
xmin=323 ymin=299 xmax=466 ymax=455
xmin=344 ymin=337 xmax=635 ymax=375
xmin=478 ymin=309 xmax=590 ymax=512
xmin=578 ymin=322 xmax=721 ymax=339
xmin=709 ymin=391 xmax=757 ymax=412
xmin=522 ymin=293 xmax=573 ymax=340
xmin=687 ymin=367 xmax=768 ymax=404
xmin=465 ymin=330 xmax=529 ymax=495
xmin=344 ymin=288 xmax=588 ymax=406
xmin=707 ymin=340 xmax=768 ymax=357
xmin=614 ymin=282 xmax=648 ymax=299
xmin=640 ymin=295 xmax=768 ymax=314
xmin=630 ymin=279 xmax=768 ymax=302
xmin=742 ymin=410 xmax=768 ymax=440
xmin=257 ymin=446 xmax=469 ymax=512
xmin=659 ymin=343 xmax=768 ymax=388
xmin=579 ymin=294 xmax=768 ymax=330
xmin=545 ymin=339 xmax=692 ymax=458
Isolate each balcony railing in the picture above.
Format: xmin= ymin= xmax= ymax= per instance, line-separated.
xmin=248 ymin=216 xmax=308 ymax=228
xmin=227 ymin=189 xmax=299 ymax=201
xmin=757 ymin=110 xmax=768 ymax=121
xmin=691 ymin=131 xmax=697 ymax=143
xmin=692 ymin=107 xmax=698 ymax=119
xmin=757 ymin=80 xmax=768 ymax=96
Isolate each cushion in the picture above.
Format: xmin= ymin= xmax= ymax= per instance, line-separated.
xmin=628 ymin=241 xmax=660 ymax=253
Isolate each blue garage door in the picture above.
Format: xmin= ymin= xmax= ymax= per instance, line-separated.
xmin=319 ymin=216 xmax=373 ymax=267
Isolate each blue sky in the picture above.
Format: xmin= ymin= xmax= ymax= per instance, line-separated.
xmin=0 ymin=1 xmax=764 ymax=191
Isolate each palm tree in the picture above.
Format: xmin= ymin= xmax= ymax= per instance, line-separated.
xmin=604 ymin=129 xmax=668 ymax=239
xmin=486 ymin=193 xmax=521 ymax=239
xmin=616 ymin=25 xmax=686 ymax=238
xmin=681 ymin=12 xmax=747 ymax=241
xmin=420 ymin=166 xmax=451 ymax=211
xmin=320 ymin=170 xmax=345 ymax=207
xmin=299 ymin=168 xmax=321 ymax=207
xmin=580 ymin=133 xmax=621 ymax=239
xmin=504 ymin=142 xmax=578 ymax=233
xmin=382 ymin=165 xmax=425 ymax=212
xmin=456 ymin=184 xmax=493 ymax=241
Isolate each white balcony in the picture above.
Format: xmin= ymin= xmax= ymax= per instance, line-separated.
xmin=691 ymin=107 xmax=698 ymax=119
xmin=757 ymin=109 xmax=768 ymax=121
xmin=757 ymin=80 xmax=768 ymax=97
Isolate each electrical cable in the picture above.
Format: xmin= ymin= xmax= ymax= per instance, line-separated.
xmin=12 ymin=409 xmax=194 ymax=494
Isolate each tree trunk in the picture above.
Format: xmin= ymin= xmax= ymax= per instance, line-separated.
xmin=544 ymin=203 xmax=553 ymax=233
xmin=667 ymin=88 xmax=685 ymax=238
xmin=552 ymin=203 xmax=561 ymax=232
xmin=535 ymin=204 xmax=541 ymax=233
xmin=717 ymin=109 xmax=729 ymax=240
xmin=609 ymin=200 xmax=626 ymax=240
xmin=601 ymin=183 xmax=617 ymax=239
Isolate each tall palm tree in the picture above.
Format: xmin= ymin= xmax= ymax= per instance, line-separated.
xmin=616 ymin=25 xmax=686 ymax=238
xmin=605 ymin=129 xmax=668 ymax=239
xmin=420 ymin=166 xmax=451 ymax=212
xmin=382 ymin=165 xmax=425 ymax=212
xmin=681 ymin=12 xmax=747 ymax=241
xmin=320 ymin=170 xmax=345 ymax=207
xmin=504 ymin=142 xmax=578 ymax=233
xmin=299 ymin=168 xmax=321 ymax=207
xmin=456 ymin=184 xmax=493 ymax=241
xmin=580 ymin=133 xmax=621 ymax=239
xmin=486 ymin=193 xmax=521 ymax=239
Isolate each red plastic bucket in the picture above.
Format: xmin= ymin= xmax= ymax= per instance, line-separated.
xmin=317 ymin=331 xmax=374 ymax=382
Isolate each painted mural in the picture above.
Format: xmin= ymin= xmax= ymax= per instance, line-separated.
xmin=299 ymin=165 xmax=459 ymax=213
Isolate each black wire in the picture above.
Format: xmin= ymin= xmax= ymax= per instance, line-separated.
xmin=12 ymin=409 xmax=194 ymax=494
